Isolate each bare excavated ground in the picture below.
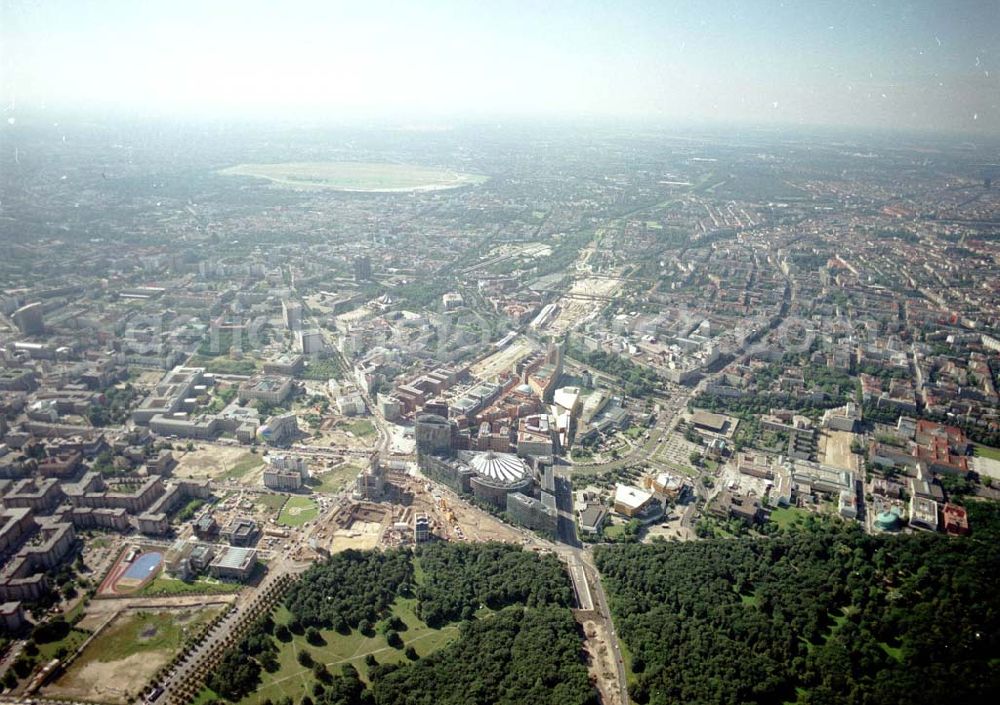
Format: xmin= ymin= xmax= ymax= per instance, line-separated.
xmin=580 ymin=617 xmax=625 ymax=705
xmin=47 ymin=650 xmax=171 ymax=704
xmin=172 ymin=444 xmax=260 ymax=480
xmin=821 ymin=430 xmax=861 ymax=472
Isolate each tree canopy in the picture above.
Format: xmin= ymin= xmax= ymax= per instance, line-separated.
xmin=596 ymin=520 xmax=1000 ymax=705
xmin=373 ymin=607 xmax=595 ymax=705
xmin=413 ymin=541 xmax=574 ymax=627
xmin=284 ymin=548 xmax=413 ymax=630
xmin=207 ymin=543 xmax=587 ymax=705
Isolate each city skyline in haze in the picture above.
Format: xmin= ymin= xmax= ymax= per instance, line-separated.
xmin=2 ymin=0 xmax=998 ymax=135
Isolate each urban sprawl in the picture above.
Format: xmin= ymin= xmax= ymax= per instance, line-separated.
xmin=1 ymin=123 xmax=999 ymax=705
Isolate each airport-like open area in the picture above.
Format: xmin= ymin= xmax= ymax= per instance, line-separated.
xmin=219 ymin=162 xmax=488 ymax=193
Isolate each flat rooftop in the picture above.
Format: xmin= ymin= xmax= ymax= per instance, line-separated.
xmin=615 ymin=484 xmax=654 ymax=509
xmin=211 ymin=546 xmax=256 ymax=570
xmin=691 ymin=410 xmax=727 ymax=431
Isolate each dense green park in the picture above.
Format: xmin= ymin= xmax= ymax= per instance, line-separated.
xmin=595 ymin=519 xmax=1000 ymax=705
xmin=203 ymin=543 xmax=593 ymax=705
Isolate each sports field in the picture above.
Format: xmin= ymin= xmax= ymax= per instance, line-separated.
xmin=277 ymin=495 xmax=319 ymax=527
xmin=219 ymin=162 xmax=487 ymax=193
xmin=99 ymin=547 xmax=164 ymax=596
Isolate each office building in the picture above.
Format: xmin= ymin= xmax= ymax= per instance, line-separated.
xmin=414 ymin=514 xmax=430 ymax=542
xmin=354 ymin=453 xmax=384 ymax=500
xmin=238 ymin=374 xmax=293 ymax=405
xmin=415 ymin=413 xmax=453 ymax=456
xmin=296 ymin=330 xmax=325 ymax=355
xmin=282 ymin=300 xmax=302 ymax=331
xmin=258 ymin=413 xmax=299 ymax=445
xmin=209 ymin=546 xmax=257 ymax=581
xmin=222 ymin=518 xmax=259 ymax=546
xmin=506 ymin=492 xmax=558 ymax=535
xmin=354 ymin=255 xmax=372 ymax=282
xmin=263 ymin=455 xmax=308 ymax=491
xmin=12 ymin=303 xmax=45 ymax=336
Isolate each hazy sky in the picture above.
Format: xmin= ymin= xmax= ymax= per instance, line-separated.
xmin=2 ymin=0 xmax=998 ymax=133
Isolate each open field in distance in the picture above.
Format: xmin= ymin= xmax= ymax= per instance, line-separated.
xmin=219 ymin=162 xmax=488 ymax=192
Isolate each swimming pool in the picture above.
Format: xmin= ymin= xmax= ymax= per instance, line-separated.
xmin=122 ymin=551 xmax=163 ymax=580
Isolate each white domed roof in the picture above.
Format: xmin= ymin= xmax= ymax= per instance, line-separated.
xmin=458 ymin=450 xmax=529 ymax=484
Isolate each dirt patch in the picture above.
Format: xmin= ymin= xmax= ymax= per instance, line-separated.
xmin=973 ymin=455 xmax=1000 ymax=481
xmin=316 ymin=502 xmax=388 ymax=552
xmin=580 ymin=617 xmax=625 ymax=705
xmin=173 ymin=445 xmax=260 ymax=480
xmin=76 ymin=612 xmax=110 ymax=632
xmin=134 ymin=370 xmax=168 ymax=387
xmin=174 ymin=610 xmax=198 ymax=624
xmin=45 ymin=650 xmax=171 ymax=705
xmin=822 ymin=430 xmax=860 ymax=472
xmin=449 ymin=498 xmax=524 ymax=543
xmin=311 ymin=426 xmax=376 ymax=451
xmin=330 ymin=522 xmax=383 ymax=552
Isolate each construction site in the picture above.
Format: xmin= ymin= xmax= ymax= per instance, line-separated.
xmin=309 ymin=464 xmax=527 ymax=556
xmin=545 ymin=276 xmax=624 ymax=336
xmin=469 ymin=336 xmax=538 ymax=379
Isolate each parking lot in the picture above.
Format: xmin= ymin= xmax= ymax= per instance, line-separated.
xmin=650 ymin=430 xmax=702 ymax=473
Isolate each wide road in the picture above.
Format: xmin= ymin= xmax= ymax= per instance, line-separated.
xmin=585 ymin=556 xmax=630 ymax=705
xmin=551 ymin=543 xmax=629 ymax=705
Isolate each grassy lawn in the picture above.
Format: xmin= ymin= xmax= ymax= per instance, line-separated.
xmin=603 ymin=524 xmax=627 ymax=540
xmin=782 ymin=686 xmax=811 ymax=705
xmin=793 ymin=608 xmax=855 ymax=655
xmin=75 ymin=609 xmax=220 ymax=664
xmin=310 ymin=462 xmax=362 ymax=494
xmin=174 ymin=497 xmax=206 ymax=522
xmin=618 ymin=635 xmax=639 ymax=688
xmin=670 ymin=464 xmax=699 ymax=477
xmin=222 ymin=453 xmax=265 ymax=481
xmin=277 ymin=496 xmax=319 ymax=527
xmin=240 ymin=598 xmax=458 ymax=705
xmin=255 ymin=493 xmax=290 ymax=514
xmin=64 ymin=599 xmax=88 ymax=624
xmin=974 ymin=444 xmax=1000 ymax=462
xmin=826 ymin=610 xmax=848 ymax=636
xmin=412 ymin=558 xmax=427 ymax=586
xmin=136 ymin=575 xmax=242 ymax=597
xmin=769 ymin=506 xmax=809 ymax=530
xmin=879 ymin=641 xmax=904 ymax=663
xmin=187 ymin=355 xmax=259 ymax=376
xmin=37 ymin=628 xmax=89 ymax=660
xmin=342 ymin=419 xmax=375 ymax=437
xmin=191 ymin=687 xmax=220 ymax=705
